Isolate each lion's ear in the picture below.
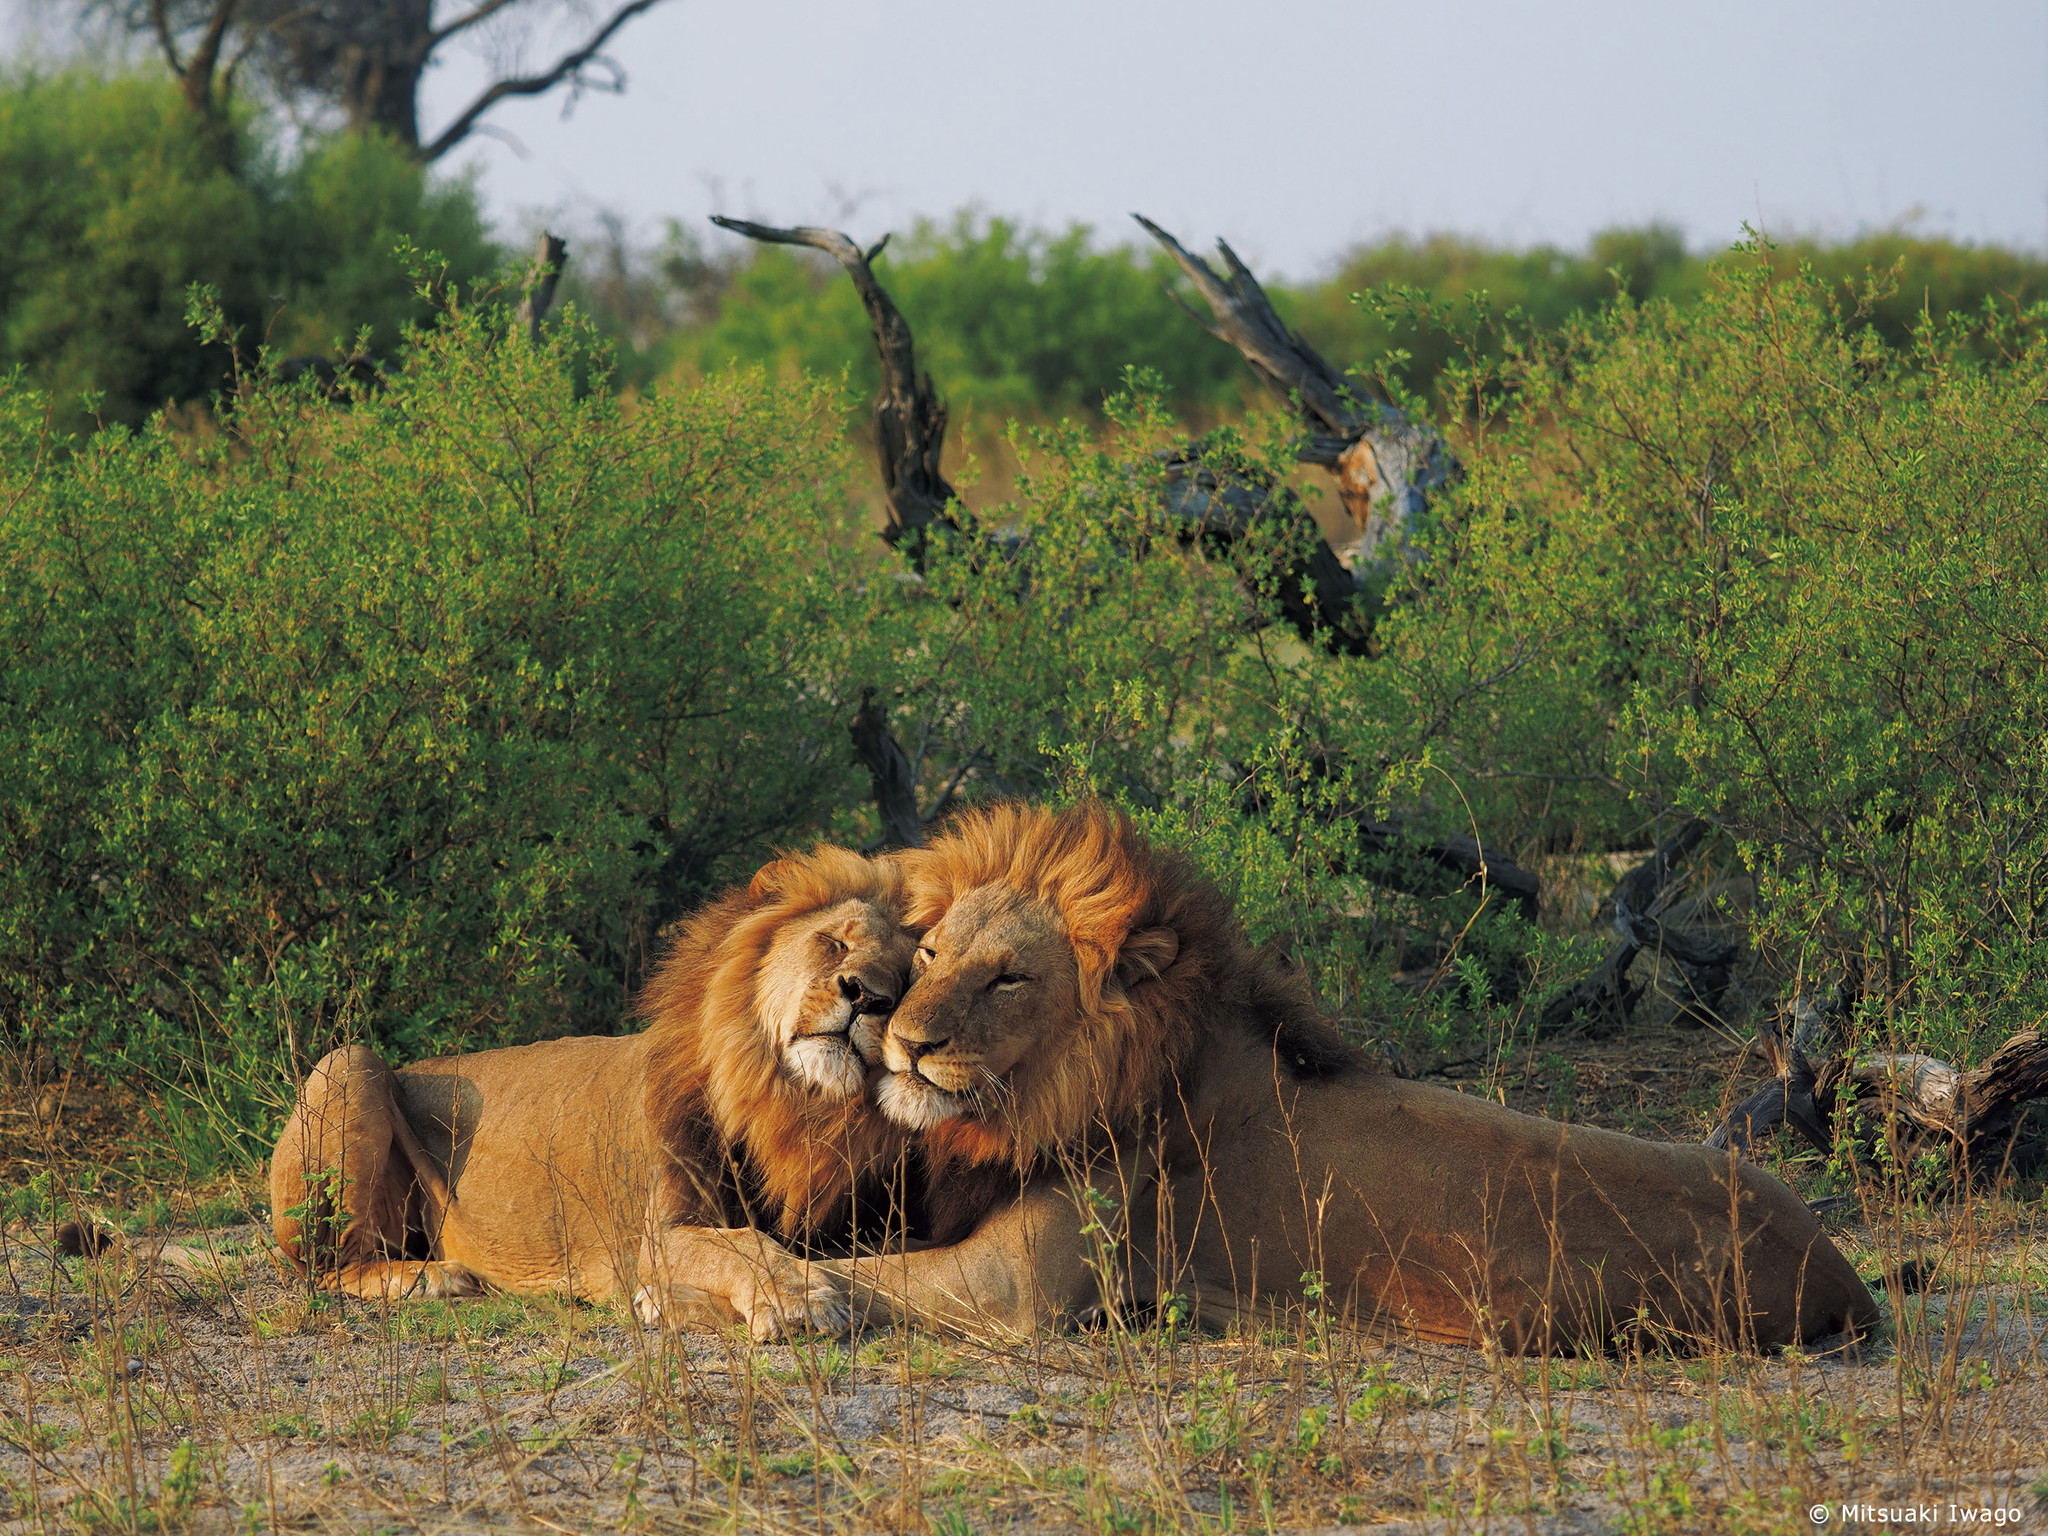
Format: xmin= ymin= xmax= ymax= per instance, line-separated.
xmin=748 ymin=859 xmax=798 ymax=901
xmin=1114 ymin=926 xmax=1179 ymax=988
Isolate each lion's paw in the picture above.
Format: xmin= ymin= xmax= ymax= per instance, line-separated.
xmin=418 ymin=1262 xmax=481 ymax=1299
xmin=631 ymin=1284 xmax=665 ymax=1328
xmin=747 ymin=1267 xmax=850 ymax=1342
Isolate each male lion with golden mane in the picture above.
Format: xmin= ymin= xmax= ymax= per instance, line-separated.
xmin=842 ymin=803 xmax=1877 ymax=1353
xmin=271 ymin=845 xmax=915 ymax=1339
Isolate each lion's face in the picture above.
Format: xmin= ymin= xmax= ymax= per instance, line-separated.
xmin=874 ymin=883 xmax=1082 ymax=1131
xmin=754 ymin=895 xmax=919 ymax=1100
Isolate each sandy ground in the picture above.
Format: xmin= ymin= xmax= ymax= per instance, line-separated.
xmin=1 ymin=1187 xmax=2044 ymax=1535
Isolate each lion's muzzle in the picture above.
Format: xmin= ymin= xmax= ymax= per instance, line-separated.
xmin=837 ymin=974 xmax=897 ymax=1018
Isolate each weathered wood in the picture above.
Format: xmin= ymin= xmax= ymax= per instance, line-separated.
xmin=849 ymin=689 xmax=925 ymax=850
xmin=1158 ymin=453 xmax=1373 ymax=653
xmin=516 ymin=231 xmax=568 ymax=347
xmin=1134 ymin=215 xmax=1460 ymax=565
xmin=1539 ymin=820 xmax=1717 ymax=1035
xmin=711 ymin=217 xmax=961 ymax=559
xmin=1845 ymin=1029 xmax=2048 ymax=1166
xmin=1710 ymin=965 xmax=2048 ymax=1177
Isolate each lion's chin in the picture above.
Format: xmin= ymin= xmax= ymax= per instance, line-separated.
xmin=876 ymin=1070 xmax=966 ymax=1130
xmin=848 ymin=1014 xmax=886 ymax=1068
xmin=783 ymin=1035 xmax=866 ymax=1100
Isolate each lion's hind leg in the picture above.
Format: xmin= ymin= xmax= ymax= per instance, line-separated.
xmin=271 ymin=1045 xmax=430 ymax=1288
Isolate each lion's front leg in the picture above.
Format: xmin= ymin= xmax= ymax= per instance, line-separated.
xmin=831 ymin=1172 xmax=1118 ymax=1339
xmin=331 ymin=1258 xmax=483 ymax=1300
xmin=271 ymin=1045 xmax=426 ymax=1283
xmin=633 ymin=1226 xmax=849 ymax=1341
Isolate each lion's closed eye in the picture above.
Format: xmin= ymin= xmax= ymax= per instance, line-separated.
xmin=988 ymin=973 xmax=1027 ymax=993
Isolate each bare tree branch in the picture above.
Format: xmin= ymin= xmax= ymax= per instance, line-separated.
xmin=429 ymin=0 xmax=527 ymax=46
xmin=711 ymin=216 xmax=963 ymax=557
xmin=418 ymin=0 xmax=668 ymax=164
xmin=150 ymin=0 xmax=188 ymax=74
xmin=152 ymin=0 xmax=242 ymax=119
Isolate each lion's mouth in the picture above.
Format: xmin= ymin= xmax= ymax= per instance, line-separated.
xmin=876 ymin=1069 xmax=968 ymax=1129
xmin=875 ymin=1058 xmax=1010 ymax=1129
xmin=796 ymin=991 xmax=895 ymax=1041
xmin=789 ymin=990 xmax=899 ymax=1087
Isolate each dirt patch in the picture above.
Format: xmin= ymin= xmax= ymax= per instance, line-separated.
xmin=1 ymin=1187 xmax=2044 ymax=1534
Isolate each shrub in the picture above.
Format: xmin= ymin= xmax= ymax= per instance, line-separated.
xmin=0 ymin=70 xmax=496 ymax=434
xmin=1320 ymin=246 xmax=2048 ymax=1059
xmin=0 ymin=291 xmax=870 ymax=1141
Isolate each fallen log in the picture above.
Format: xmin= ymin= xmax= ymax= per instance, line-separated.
xmin=1842 ymin=1030 xmax=2048 ymax=1170
xmin=1353 ymin=816 xmax=1541 ymax=925
xmin=1709 ymin=975 xmax=2048 ymax=1177
xmin=1538 ymin=820 xmax=1725 ymax=1035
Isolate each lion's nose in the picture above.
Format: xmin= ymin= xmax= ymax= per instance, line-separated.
xmin=899 ymin=1034 xmax=949 ymax=1064
xmin=837 ymin=975 xmax=895 ymax=1015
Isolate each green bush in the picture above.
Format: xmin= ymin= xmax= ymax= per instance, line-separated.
xmin=10 ymin=207 xmax=2045 ymax=1173
xmin=1311 ymin=246 xmax=2048 ymax=1059
xmin=0 ymin=70 xmax=496 ymax=433
xmin=0 ymin=293 xmax=873 ymax=1141
xmin=665 ymin=212 xmax=1257 ymax=421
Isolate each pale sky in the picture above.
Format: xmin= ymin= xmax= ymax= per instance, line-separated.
xmin=12 ymin=0 xmax=2048 ymax=276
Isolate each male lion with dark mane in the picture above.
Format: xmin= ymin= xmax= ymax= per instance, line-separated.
xmin=271 ymin=845 xmax=915 ymax=1338
xmin=842 ymin=803 xmax=1876 ymax=1353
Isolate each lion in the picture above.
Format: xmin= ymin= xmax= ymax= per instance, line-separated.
xmin=839 ymin=803 xmax=1877 ymax=1353
xmin=270 ymin=844 xmax=917 ymax=1339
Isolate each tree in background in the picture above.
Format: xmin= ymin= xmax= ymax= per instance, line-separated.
xmin=553 ymin=211 xmax=2048 ymax=438
xmin=582 ymin=211 xmax=1260 ymax=424
xmin=71 ymin=0 xmax=671 ymax=161
xmin=0 ymin=70 xmax=498 ymax=431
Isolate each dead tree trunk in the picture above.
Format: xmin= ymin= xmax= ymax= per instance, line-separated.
xmin=516 ymin=231 xmax=569 ymax=347
xmin=849 ymin=689 xmax=924 ymax=850
xmin=1135 ymin=216 xmax=1461 ymax=569
xmin=1156 ymin=455 xmax=1374 ymax=652
xmin=711 ymin=218 xmax=962 ymax=561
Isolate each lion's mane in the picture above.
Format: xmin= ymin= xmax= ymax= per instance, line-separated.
xmin=902 ymin=802 xmax=1363 ymax=1190
xmin=637 ymin=845 xmax=909 ymax=1242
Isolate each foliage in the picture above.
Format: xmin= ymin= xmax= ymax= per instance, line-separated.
xmin=578 ymin=212 xmax=2048 ymax=442
xmin=8 ymin=203 xmax=2047 ymax=1161
xmin=620 ymin=211 xmax=1260 ymax=420
xmin=0 ymin=69 xmax=496 ymax=434
xmin=1323 ymin=246 xmax=2048 ymax=1060
xmin=1292 ymin=224 xmax=2048 ymax=416
xmin=0 ymin=289 xmax=870 ymax=1126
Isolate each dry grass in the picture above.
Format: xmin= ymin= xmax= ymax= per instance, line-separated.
xmin=2 ymin=1042 xmax=2045 ymax=1536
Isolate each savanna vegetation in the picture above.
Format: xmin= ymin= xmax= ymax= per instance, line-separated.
xmin=2 ymin=60 xmax=2046 ymax=1536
